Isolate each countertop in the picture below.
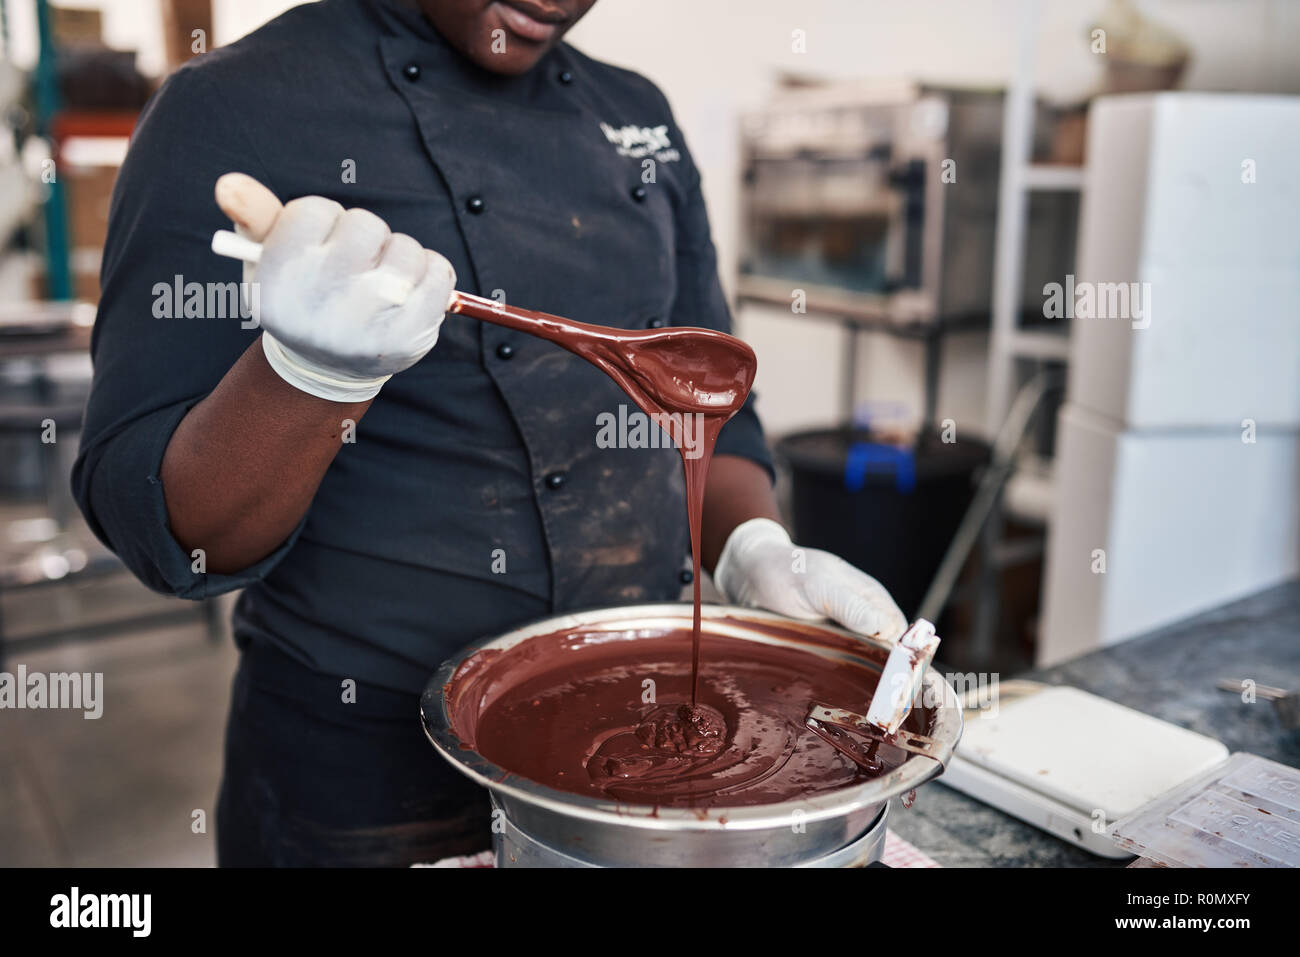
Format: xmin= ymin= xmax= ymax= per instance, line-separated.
xmin=886 ymin=581 xmax=1300 ymax=867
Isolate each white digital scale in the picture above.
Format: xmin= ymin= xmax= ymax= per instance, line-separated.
xmin=940 ymin=681 xmax=1230 ymax=858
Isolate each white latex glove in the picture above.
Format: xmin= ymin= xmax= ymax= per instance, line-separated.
xmin=712 ymin=518 xmax=908 ymax=643
xmin=216 ymin=173 xmax=455 ymax=403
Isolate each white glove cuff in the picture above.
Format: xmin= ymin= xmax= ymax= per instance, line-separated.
xmin=261 ymin=332 xmax=390 ymax=403
xmin=713 ymin=517 xmax=791 ymax=604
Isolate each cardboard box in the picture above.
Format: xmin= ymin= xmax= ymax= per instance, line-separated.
xmin=161 ymin=0 xmax=214 ymax=69
xmin=51 ymin=6 xmax=104 ymax=46
xmin=61 ymin=163 xmax=118 ymax=251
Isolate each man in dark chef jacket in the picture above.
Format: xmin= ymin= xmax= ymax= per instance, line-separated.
xmin=73 ymin=0 xmax=908 ymax=866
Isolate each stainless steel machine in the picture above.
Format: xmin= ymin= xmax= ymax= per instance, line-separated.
xmin=737 ymin=79 xmax=1077 ymax=342
xmin=737 ymin=81 xmax=1079 ymax=658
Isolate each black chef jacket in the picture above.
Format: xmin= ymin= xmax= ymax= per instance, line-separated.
xmin=72 ymin=0 xmax=773 ymax=695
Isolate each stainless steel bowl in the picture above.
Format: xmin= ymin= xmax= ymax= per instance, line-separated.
xmin=420 ymin=603 xmax=963 ymax=867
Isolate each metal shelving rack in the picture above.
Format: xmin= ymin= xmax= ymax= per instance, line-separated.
xmin=32 ymin=0 xmax=72 ymax=299
xmin=944 ymin=0 xmax=1086 ymax=667
xmin=986 ymin=0 xmax=1082 ymax=438
xmin=0 ymin=2 xmax=219 ymax=663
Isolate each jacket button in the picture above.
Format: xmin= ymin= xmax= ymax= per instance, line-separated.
xmin=403 ymin=63 xmax=421 ymax=81
xmin=466 ymin=195 xmax=485 ymax=214
xmin=630 ymin=185 xmax=648 ymax=203
xmin=679 ymin=569 xmax=694 ymax=585
xmin=557 ymin=70 xmax=573 ymax=85
xmin=495 ymin=342 xmax=514 ymax=360
xmin=646 ymin=317 xmax=666 ymax=328
xmin=544 ymin=471 xmax=567 ymax=490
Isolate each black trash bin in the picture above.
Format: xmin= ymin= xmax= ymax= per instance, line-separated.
xmin=775 ymin=427 xmax=990 ymax=620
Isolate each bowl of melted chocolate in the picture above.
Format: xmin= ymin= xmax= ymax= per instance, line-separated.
xmin=422 ymin=603 xmax=963 ymax=867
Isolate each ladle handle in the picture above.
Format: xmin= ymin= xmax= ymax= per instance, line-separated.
xmin=209 ymin=171 xmax=613 ymax=348
xmin=210 ymin=231 xmax=605 ymax=348
xmin=211 ymin=229 xmax=415 ymax=305
xmin=447 ymin=290 xmax=611 ymax=346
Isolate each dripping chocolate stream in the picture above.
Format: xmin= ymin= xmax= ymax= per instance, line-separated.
xmin=449 ymin=291 xmax=757 ymax=706
xmin=211 ymin=188 xmax=756 ymax=710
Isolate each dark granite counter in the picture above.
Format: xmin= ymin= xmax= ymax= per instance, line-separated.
xmin=887 ymin=581 xmax=1300 ymax=867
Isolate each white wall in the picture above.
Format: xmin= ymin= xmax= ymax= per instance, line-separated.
xmin=567 ymin=0 xmax=1300 ymax=438
xmin=2 ymin=0 xmax=304 ymax=74
xmin=8 ymin=0 xmax=1298 ymax=437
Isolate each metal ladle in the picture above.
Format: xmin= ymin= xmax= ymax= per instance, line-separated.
xmin=209 ymin=173 xmax=755 ymax=417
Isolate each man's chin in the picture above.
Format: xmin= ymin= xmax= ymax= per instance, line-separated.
xmin=469 ymin=46 xmax=549 ymax=76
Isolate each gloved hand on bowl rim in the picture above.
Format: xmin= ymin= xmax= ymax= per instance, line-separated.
xmin=712 ymin=517 xmax=908 ymax=644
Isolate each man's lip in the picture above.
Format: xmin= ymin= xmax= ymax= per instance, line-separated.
xmin=494 ymin=1 xmax=566 ymax=43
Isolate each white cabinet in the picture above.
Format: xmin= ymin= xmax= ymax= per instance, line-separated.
xmin=1039 ymin=94 xmax=1300 ymax=665
xmin=1068 ymin=94 xmax=1300 ymax=430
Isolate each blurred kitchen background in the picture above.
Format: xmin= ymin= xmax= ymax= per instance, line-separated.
xmin=0 ymin=0 xmax=1297 ymax=865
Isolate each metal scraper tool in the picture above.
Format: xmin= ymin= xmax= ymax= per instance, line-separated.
xmin=1217 ymin=677 xmax=1300 ymax=730
xmin=806 ymin=619 xmax=947 ymax=772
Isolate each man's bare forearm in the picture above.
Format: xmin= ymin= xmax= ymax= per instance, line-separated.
xmin=701 ymin=454 xmax=783 ymax=574
xmin=160 ymin=338 xmax=372 ymax=574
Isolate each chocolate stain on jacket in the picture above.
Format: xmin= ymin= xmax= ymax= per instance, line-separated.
xmin=72 ymin=0 xmax=773 ymax=695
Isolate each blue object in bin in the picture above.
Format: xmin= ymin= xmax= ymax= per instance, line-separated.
xmin=843 ymin=442 xmax=916 ymax=494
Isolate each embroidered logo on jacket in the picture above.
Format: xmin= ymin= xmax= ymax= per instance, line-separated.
xmin=599 ymin=122 xmax=681 ymax=163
